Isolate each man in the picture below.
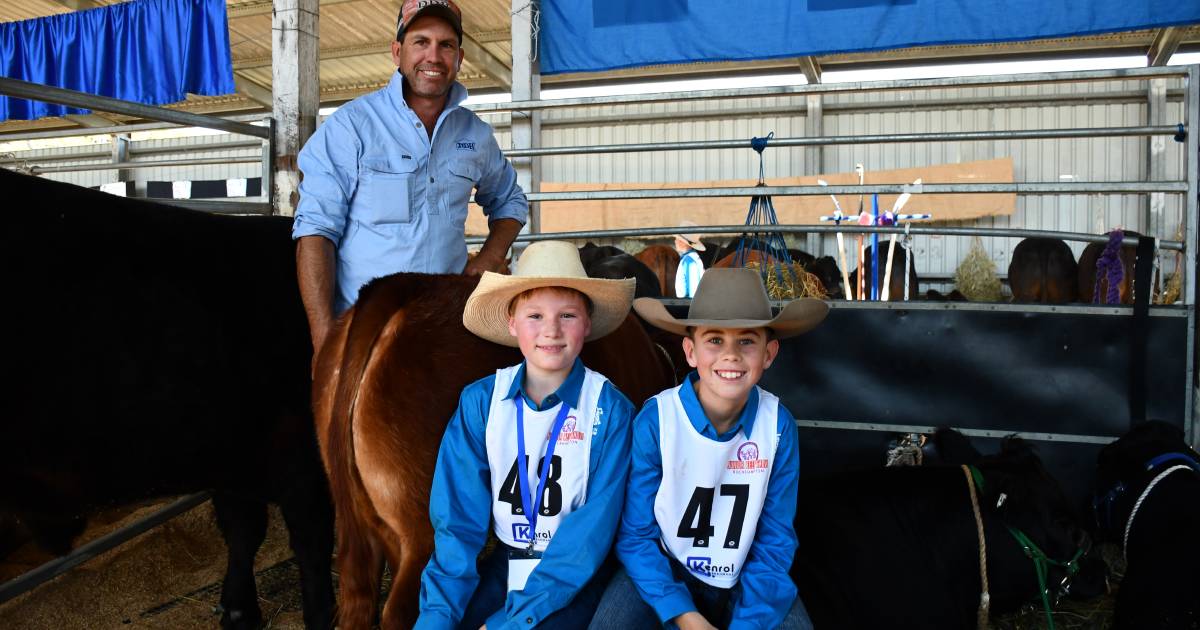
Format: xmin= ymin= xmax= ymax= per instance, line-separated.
xmin=673 ymin=220 xmax=707 ymax=299
xmin=292 ymin=0 xmax=528 ymax=354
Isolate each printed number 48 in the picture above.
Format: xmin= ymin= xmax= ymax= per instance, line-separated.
xmin=677 ymin=484 xmax=749 ymax=549
xmin=498 ymin=455 xmax=563 ymax=517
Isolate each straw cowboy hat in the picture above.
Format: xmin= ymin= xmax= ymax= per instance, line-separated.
xmin=463 ymin=240 xmax=636 ymax=347
xmin=633 ymin=268 xmax=828 ymax=338
xmin=674 ymin=220 xmax=707 ymax=252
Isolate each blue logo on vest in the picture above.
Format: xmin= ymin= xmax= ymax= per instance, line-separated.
xmin=686 ymin=556 xmax=711 ymax=575
xmin=512 ymin=523 xmax=531 ymax=543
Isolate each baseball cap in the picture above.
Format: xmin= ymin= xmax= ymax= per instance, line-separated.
xmin=396 ymin=0 xmax=463 ymax=42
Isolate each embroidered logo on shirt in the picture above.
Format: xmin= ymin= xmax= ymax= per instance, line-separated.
xmin=556 ymin=416 xmax=585 ymax=444
xmin=455 ymin=141 xmax=476 ymax=151
xmin=512 ymin=523 xmax=551 ymax=544
xmin=592 ymin=408 xmax=604 ymax=436
xmin=727 ymin=441 xmax=769 ymax=472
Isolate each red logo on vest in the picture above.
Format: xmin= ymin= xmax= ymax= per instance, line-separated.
xmin=727 ymin=441 xmax=769 ymax=472
xmin=555 ymin=416 xmax=585 ymax=444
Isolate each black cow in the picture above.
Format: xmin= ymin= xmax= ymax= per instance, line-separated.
xmin=1009 ymin=237 xmax=1078 ymax=304
xmin=0 ymin=169 xmax=332 ymax=629
xmin=793 ymin=432 xmax=1103 ymax=630
xmin=578 ymin=244 xmax=662 ymax=299
xmin=848 ymin=243 xmax=920 ymax=300
xmin=1094 ymin=420 xmax=1200 ymax=629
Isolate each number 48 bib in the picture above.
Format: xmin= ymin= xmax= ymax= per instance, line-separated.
xmin=653 ymin=386 xmax=779 ymax=588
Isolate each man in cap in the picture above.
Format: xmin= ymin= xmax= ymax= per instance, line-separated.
xmin=293 ymin=0 xmax=528 ymax=355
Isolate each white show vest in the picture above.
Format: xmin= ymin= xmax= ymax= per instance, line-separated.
xmin=653 ymin=384 xmax=779 ymax=588
xmin=486 ymin=365 xmax=605 ymax=551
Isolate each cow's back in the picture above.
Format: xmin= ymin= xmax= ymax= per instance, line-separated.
xmin=1008 ymin=237 xmax=1078 ymax=303
xmin=1 ymin=170 xmax=312 ymax=530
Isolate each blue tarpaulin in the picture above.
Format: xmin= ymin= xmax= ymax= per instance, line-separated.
xmin=540 ymin=0 xmax=1200 ymax=75
xmin=0 ymin=0 xmax=234 ymax=122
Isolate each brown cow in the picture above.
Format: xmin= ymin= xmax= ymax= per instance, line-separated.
xmin=634 ymin=244 xmax=680 ymax=297
xmin=1078 ymin=230 xmax=1142 ymax=304
xmin=1008 ymin=237 xmax=1078 ymax=304
xmin=313 ymin=273 xmax=675 ymax=629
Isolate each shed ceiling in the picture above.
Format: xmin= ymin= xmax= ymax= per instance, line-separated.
xmin=1 ymin=0 xmax=1197 ymax=136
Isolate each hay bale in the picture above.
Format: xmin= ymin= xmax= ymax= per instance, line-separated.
xmin=745 ymin=261 xmax=827 ymax=300
xmin=955 ymin=237 xmax=1004 ymax=302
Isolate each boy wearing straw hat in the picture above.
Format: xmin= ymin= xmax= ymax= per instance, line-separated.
xmin=591 ymin=268 xmax=826 ymax=630
xmin=417 ymin=241 xmax=638 ymax=629
xmin=674 ymin=220 xmax=708 ymax=299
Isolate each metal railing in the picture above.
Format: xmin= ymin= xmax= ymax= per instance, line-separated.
xmin=0 ymin=77 xmax=273 ymax=215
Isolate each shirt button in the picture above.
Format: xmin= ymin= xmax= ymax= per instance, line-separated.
xmin=525 ymin=618 xmax=533 ymax=624
xmin=415 ymin=122 xmax=422 ymax=128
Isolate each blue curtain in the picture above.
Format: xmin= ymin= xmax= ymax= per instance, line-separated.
xmin=0 ymin=0 xmax=235 ymax=122
xmin=541 ymin=0 xmax=1200 ymax=75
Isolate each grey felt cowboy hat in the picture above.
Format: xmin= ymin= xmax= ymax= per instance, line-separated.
xmin=633 ymin=267 xmax=828 ymax=338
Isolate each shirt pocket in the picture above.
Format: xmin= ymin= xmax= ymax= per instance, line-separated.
xmin=358 ymin=160 xmax=417 ymax=226
xmin=445 ymin=161 xmax=480 ymax=226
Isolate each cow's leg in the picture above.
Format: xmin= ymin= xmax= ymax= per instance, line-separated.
xmin=278 ymin=475 xmax=336 ymax=630
xmin=212 ymin=491 xmax=267 ymax=630
xmin=380 ymin=532 xmax=431 ymax=630
xmin=335 ymin=518 xmax=385 ymax=630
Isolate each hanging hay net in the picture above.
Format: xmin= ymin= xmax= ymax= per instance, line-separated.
xmin=745 ymin=261 xmax=828 ymax=300
xmin=955 ymin=236 xmax=1003 ymax=302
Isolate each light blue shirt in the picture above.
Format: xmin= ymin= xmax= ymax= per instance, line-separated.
xmin=292 ymin=71 xmax=528 ymax=313
xmin=417 ymin=358 xmax=636 ymax=630
xmin=617 ymin=371 xmax=800 ymax=629
xmin=675 ymin=249 xmax=704 ymax=298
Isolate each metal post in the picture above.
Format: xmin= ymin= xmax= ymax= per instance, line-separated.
xmin=511 ymin=0 xmax=542 ymax=236
xmin=271 ymin=0 xmax=319 ymax=217
xmin=111 ymin=133 xmax=134 ymax=196
xmin=805 ymin=94 xmax=824 ymax=257
xmin=1185 ymin=66 xmax=1198 ymax=445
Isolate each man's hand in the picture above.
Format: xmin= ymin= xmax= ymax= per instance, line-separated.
xmin=672 ymin=612 xmax=718 ymax=630
xmin=463 ymin=249 xmax=508 ymax=276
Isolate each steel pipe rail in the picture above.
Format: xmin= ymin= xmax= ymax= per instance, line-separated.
xmin=0 ymin=114 xmax=270 ymax=142
xmin=0 ymin=493 xmax=211 ymax=605
xmin=505 ymin=125 xmax=1185 ymax=157
xmin=162 ymin=199 xmax=273 ymax=215
xmin=471 ymin=66 xmax=1188 ymax=114
xmin=524 ymin=181 xmax=1188 ymax=202
xmin=469 ymin=224 xmax=1183 ymax=251
xmin=0 ymin=77 xmax=269 ymax=139
xmin=31 ymin=156 xmax=265 ymax=174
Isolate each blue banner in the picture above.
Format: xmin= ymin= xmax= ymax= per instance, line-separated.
xmin=1 ymin=0 xmax=234 ymax=122
xmin=541 ymin=0 xmax=1200 ymax=75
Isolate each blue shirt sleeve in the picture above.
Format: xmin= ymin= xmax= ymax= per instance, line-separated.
xmin=729 ymin=404 xmax=800 ymax=630
xmin=485 ymin=381 xmax=635 ymax=630
xmin=416 ymin=379 xmax=495 ymax=630
xmin=615 ymin=398 xmax=698 ymax=624
xmin=293 ymin=112 xmax=361 ymax=244
xmin=471 ymin=128 xmax=528 ymax=226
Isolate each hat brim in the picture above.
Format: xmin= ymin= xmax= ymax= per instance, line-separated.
xmin=674 ymin=235 xmax=706 ymax=251
xmin=632 ymin=296 xmax=828 ymax=339
xmin=464 ymin=272 xmax=636 ymax=347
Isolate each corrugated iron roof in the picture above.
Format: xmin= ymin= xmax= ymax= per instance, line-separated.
xmin=1 ymin=0 xmax=1197 ymax=135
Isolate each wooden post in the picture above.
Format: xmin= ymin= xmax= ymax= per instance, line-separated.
xmin=271 ymin=0 xmax=319 ymax=217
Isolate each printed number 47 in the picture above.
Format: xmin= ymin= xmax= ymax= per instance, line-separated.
xmin=677 ymin=484 xmax=749 ymax=549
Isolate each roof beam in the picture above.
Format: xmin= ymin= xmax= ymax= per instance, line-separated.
xmin=234 ymin=75 xmax=274 ymax=108
xmin=797 ymin=56 xmax=822 ymax=84
xmin=65 ymin=112 xmax=121 ymax=128
xmin=227 ymin=0 xmax=358 ymax=18
xmin=235 ymin=41 xmax=391 ymax=70
xmin=462 ymin=35 xmax=512 ymax=90
xmin=1147 ymin=27 xmax=1185 ymax=67
xmin=49 ymin=0 xmax=99 ymax=10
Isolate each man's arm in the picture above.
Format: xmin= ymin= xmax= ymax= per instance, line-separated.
xmin=296 ymin=235 xmax=337 ymax=355
xmin=464 ymin=218 xmax=521 ymax=276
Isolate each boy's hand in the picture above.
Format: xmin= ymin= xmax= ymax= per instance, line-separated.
xmin=673 ymin=611 xmax=717 ymax=630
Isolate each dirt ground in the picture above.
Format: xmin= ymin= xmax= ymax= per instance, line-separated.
xmin=0 ymin=500 xmax=307 ymax=629
xmin=0 ymin=499 xmax=1119 ymax=630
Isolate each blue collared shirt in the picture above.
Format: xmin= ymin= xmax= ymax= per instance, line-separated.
xmin=293 ymin=71 xmax=528 ymax=313
xmin=617 ymin=371 xmax=800 ymax=629
xmin=417 ymin=358 xmax=636 ymax=630
xmin=675 ymin=249 xmax=704 ymax=298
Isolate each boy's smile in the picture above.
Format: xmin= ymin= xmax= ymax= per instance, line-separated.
xmin=508 ymin=289 xmax=592 ymax=386
xmin=683 ymin=326 xmax=779 ymax=430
